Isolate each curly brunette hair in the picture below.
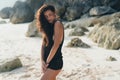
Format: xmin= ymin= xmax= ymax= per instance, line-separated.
xmin=36 ymin=4 xmax=57 ymax=46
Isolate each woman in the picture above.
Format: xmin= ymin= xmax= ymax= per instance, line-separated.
xmin=36 ymin=4 xmax=64 ymax=80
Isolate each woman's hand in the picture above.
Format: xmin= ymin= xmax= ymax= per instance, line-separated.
xmin=41 ymin=60 xmax=49 ymax=73
xmin=41 ymin=60 xmax=46 ymax=73
xmin=45 ymin=63 xmax=49 ymax=68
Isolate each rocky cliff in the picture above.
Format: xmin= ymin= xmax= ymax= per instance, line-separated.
xmin=0 ymin=0 xmax=120 ymax=49
xmin=0 ymin=0 xmax=120 ymax=23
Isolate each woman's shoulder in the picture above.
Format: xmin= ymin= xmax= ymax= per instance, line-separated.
xmin=54 ymin=20 xmax=63 ymax=27
xmin=53 ymin=19 xmax=63 ymax=25
xmin=53 ymin=19 xmax=64 ymax=31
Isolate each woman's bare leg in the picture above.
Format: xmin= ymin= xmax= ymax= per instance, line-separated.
xmin=40 ymin=68 xmax=61 ymax=80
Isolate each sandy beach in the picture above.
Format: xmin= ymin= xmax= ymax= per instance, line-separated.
xmin=0 ymin=18 xmax=120 ymax=80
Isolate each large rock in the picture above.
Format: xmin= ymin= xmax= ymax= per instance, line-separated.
xmin=91 ymin=0 xmax=102 ymax=6
xmin=0 ymin=0 xmax=119 ymax=23
xmin=44 ymin=0 xmax=120 ymax=20
xmin=64 ymin=17 xmax=97 ymax=29
xmin=64 ymin=6 xmax=83 ymax=21
xmin=0 ymin=0 xmax=120 ymax=22
xmin=69 ymin=29 xmax=85 ymax=36
xmin=69 ymin=27 xmax=88 ymax=36
xmin=0 ymin=57 xmax=22 ymax=72
xmin=26 ymin=20 xmax=41 ymax=37
xmin=75 ymin=26 xmax=89 ymax=32
xmin=110 ymin=0 xmax=120 ymax=11
xmin=66 ymin=0 xmax=92 ymax=13
xmin=88 ymin=13 xmax=120 ymax=49
xmin=89 ymin=6 xmax=116 ymax=16
xmin=44 ymin=0 xmax=66 ymax=18
xmin=10 ymin=1 xmax=34 ymax=24
xmin=106 ymin=56 xmax=117 ymax=61
xmin=100 ymin=0 xmax=120 ymax=11
xmin=64 ymin=0 xmax=92 ymax=20
xmin=0 ymin=7 xmax=14 ymax=19
xmin=44 ymin=0 xmax=93 ymax=21
xmin=25 ymin=0 xmax=44 ymax=13
xmin=0 ymin=20 xmax=7 ymax=24
xmin=64 ymin=23 xmax=76 ymax=29
xmin=89 ymin=11 xmax=120 ymax=26
xmin=67 ymin=38 xmax=90 ymax=48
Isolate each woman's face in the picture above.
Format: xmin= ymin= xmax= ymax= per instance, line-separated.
xmin=44 ymin=10 xmax=56 ymax=23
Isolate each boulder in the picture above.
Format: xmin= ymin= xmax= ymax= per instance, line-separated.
xmin=91 ymin=0 xmax=102 ymax=6
xmin=69 ymin=29 xmax=85 ymax=36
xmin=100 ymin=0 xmax=120 ymax=11
xmin=44 ymin=0 xmax=93 ymax=21
xmin=106 ymin=56 xmax=117 ymax=61
xmin=89 ymin=6 xmax=116 ymax=16
xmin=0 ymin=57 xmax=22 ymax=72
xmin=64 ymin=6 xmax=83 ymax=21
xmin=69 ymin=27 xmax=88 ymax=36
xmin=10 ymin=1 xmax=34 ymax=24
xmin=89 ymin=15 xmax=112 ymax=27
xmin=64 ymin=0 xmax=92 ymax=21
xmin=75 ymin=26 xmax=89 ymax=32
xmin=88 ymin=17 xmax=120 ymax=49
xmin=44 ymin=0 xmax=120 ymax=20
xmin=0 ymin=21 xmax=7 ymax=24
xmin=111 ymin=11 xmax=120 ymax=18
xmin=25 ymin=0 xmax=44 ymax=13
xmin=64 ymin=23 xmax=76 ymax=29
xmin=110 ymin=0 xmax=120 ymax=11
xmin=67 ymin=38 xmax=90 ymax=48
xmin=66 ymin=0 xmax=92 ymax=13
xmin=89 ymin=11 xmax=120 ymax=27
xmin=0 ymin=7 xmax=14 ymax=19
xmin=64 ymin=17 xmax=97 ymax=30
xmin=26 ymin=19 xmax=41 ymax=37
xmin=1 ymin=0 xmax=120 ymax=23
xmin=81 ymin=13 xmax=90 ymax=19
xmin=44 ymin=0 xmax=66 ymax=18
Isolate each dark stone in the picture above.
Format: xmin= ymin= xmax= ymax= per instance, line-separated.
xmin=0 ymin=21 xmax=7 ymax=24
xmin=45 ymin=0 xmax=67 ymax=18
xmin=88 ymin=13 xmax=120 ymax=50
xmin=25 ymin=0 xmax=45 ymax=13
xmin=64 ymin=6 xmax=83 ymax=21
xmin=26 ymin=19 xmax=41 ymax=37
xmin=106 ymin=56 xmax=117 ymax=61
xmin=69 ymin=27 xmax=88 ymax=36
xmin=67 ymin=38 xmax=90 ymax=48
xmin=0 ymin=57 xmax=22 ymax=73
xmin=10 ymin=1 xmax=34 ymax=24
xmin=0 ymin=7 xmax=14 ymax=19
xmin=89 ymin=6 xmax=116 ymax=16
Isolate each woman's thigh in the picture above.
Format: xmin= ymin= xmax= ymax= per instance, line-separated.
xmin=40 ymin=68 xmax=62 ymax=80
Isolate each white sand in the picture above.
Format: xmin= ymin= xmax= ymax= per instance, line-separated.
xmin=0 ymin=19 xmax=120 ymax=80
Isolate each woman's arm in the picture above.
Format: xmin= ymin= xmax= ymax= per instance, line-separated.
xmin=40 ymin=37 xmax=47 ymax=73
xmin=46 ymin=21 xmax=64 ymax=64
xmin=40 ymin=37 xmax=45 ymax=61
